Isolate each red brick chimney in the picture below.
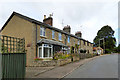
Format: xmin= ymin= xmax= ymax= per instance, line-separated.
xmin=43 ymin=15 xmax=53 ymax=26
xmin=63 ymin=25 xmax=71 ymax=34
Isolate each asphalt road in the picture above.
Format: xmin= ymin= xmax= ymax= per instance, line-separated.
xmin=65 ymin=54 xmax=118 ymax=78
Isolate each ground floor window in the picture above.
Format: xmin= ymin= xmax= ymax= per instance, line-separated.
xmin=38 ymin=44 xmax=53 ymax=58
xmin=38 ymin=47 xmax=42 ymax=57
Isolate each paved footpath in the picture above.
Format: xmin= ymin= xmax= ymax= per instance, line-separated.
xmin=26 ymin=55 xmax=100 ymax=78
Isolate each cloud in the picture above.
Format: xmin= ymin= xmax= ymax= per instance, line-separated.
xmin=0 ymin=0 xmax=119 ymax=44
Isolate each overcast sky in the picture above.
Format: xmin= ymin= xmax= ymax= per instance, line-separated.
xmin=0 ymin=0 xmax=119 ymax=46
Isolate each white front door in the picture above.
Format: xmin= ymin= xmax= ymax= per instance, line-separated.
xmin=97 ymin=50 xmax=101 ymax=54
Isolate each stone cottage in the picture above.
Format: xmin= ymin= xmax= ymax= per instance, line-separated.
xmin=0 ymin=12 xmax=93 ymax=66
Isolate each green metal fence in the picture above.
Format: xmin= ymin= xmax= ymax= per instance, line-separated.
xmin=0 ymin=35 xmax=26 ymax=79
xmin=0 ymin=53 xmax=2 ymax=80
xmin=1 ymin=53 xmax=26 ymax=79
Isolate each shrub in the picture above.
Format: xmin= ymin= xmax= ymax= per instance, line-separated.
xmin=80 ymin=49 xmax=84 ymax=53
xmin=70 ymin=46 xmax=74 ymax=54
xmin=53 ymin=51 xmax=71 ymax=60
xmin=83 ymin=50 xmax=86 ymax=53
xmin=105 ymin=49 xmax=111 ymax=54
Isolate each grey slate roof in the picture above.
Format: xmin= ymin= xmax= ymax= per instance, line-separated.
xmin=0 ymin=11 xmax=93 ymax=44
xmin=37 ymin=39 xmax=67 ymax=47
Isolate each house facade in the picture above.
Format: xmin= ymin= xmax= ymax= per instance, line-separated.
xmin=1 ymin=12 xmax=93 ymax=66
xmin=93 ymin=47 xmax=103 ymax=55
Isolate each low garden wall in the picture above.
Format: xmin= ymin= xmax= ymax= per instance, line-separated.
xmin=73 ymin=56 xmax=79 ymax=62
xmin=30 ymin=53 xmax=97 ymax=67
xmin=31 ymin=58 xmax=72 ymax=67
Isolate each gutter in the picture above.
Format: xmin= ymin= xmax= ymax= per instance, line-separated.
xmin=36 ymin=24 xmax=37 ymax=57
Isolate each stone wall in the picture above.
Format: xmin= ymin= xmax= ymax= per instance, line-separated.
xmin=30 ymin=58 xmax=72 ymax=67
xmin=73 ymin=57 xmax=80 ymax=62
xmin=30 ymin=53 xmax=94 ymax=67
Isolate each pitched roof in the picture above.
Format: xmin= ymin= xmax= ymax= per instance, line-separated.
xmin=37 ymin=39 xmax=67 ymax=47
xmin=0 ymin=11 xmax=93 ymax=44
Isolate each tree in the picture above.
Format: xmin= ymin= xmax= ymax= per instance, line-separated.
xmin=112 ymin=46 xmax=118 ymax=53
xmin=70 ymin=46 xmax=74 ymax=54
xmin=93 ymin=25 xmax=116 ymax=53
xmin=75 ymin=44 xmax=79 ymax=54
xmin=118 ymin=44 xmax=120 ymax=53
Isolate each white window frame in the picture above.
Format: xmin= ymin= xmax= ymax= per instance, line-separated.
xmin=38 ymin=44 xmax=53 ymax=58
xmin=52 ymin=30 xmax=55 ymax=39
xmin=40 ymin=26 xmax=45 ymax=37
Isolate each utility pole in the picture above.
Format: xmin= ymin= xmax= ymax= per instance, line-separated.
xmin=103 ymin=38 xmax=105 ymax=54
xmin=99 ymin=39 xmax=100 ymax=47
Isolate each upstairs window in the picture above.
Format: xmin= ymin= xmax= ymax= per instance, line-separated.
xmin=52 ymin=30 xmax=55 ymax=39
xmin=73 ymin=39 xmax=75 ymax=44
xmin=40 ymin=26 xmax=45 ymax=36
xmin=59 ymin=33 xmax=62 ymax=40
xmin=68 ymin=36 xmax=70 ymax=43
xmin=84 ymin=41 xmax=85 ymax=45
xmin=87 ymin=42 xmax=89 ymax=46
xmin=78 ymin=40 xmax=80 ymax=45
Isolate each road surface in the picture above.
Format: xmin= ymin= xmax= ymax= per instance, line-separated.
xmin=65 ymin=54 xmax=118 ymax=78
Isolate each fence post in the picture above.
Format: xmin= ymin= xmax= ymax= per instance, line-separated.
xmin=0 ymin=53 xmax=2 ymax=80
xmin=0 ymin=35 xmax=2 ymax=79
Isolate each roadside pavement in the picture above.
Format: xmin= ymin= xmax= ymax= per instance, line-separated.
xmin=25 ymin=66 xmax=55 ymax=78
xmin=25 ymin=55 xmax=100 ymax=78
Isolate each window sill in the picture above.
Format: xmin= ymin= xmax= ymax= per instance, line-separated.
xmin=35 ymin=57 xmax=53 ymax=61
xmin=40 ymin=35 xmax=47 ymax=38
xmin=59 ymin=40 xmax=63 ymax=42
xmin=52 ymin=38 xmax=56 ymax=41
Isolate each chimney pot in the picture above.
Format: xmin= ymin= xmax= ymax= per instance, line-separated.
xmin=44 ymin=15 xmax=46 ymax=19
xmin=63 ymin=25 xmax=71 ymax=34
xmin=43 ymin=15 xmax=53 ymax=26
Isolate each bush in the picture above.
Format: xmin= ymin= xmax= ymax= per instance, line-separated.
xmin=105 ymin=49 xmax=111 ymax=54
xmin=83 ymin=50 xmax=86 ymax=53
xmin=80 ymin=49 xmax=84 ymax=53
xmin=53 ymin=51 xmax=71 ymax=60
xmin=80 ymin=49 xmax=86 ymax=53
xmin=70 ymin=46 xmax=74 ymax=54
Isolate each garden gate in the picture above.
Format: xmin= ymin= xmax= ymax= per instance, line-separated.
xmin=0 ymin=35 xmax=26 ymax=79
